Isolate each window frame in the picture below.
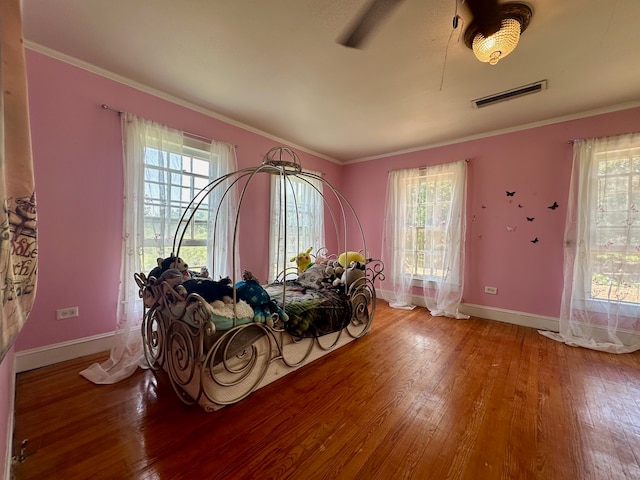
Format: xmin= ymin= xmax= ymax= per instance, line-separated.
xmin=141 ymin=136 xmax=214 ymax=272
xmin=585 ymin=145 xmax=640 ymax=307
xmin=399 ymin=168 xmax=457 ymax=284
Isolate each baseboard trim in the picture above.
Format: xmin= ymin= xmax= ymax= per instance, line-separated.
xmin=459 ymin=303 xmax=560 ymax=332
xmin=377 ymin=289 xmax=560 ymax=332
xmin=15 ymin=332 xmax=114 ymax=373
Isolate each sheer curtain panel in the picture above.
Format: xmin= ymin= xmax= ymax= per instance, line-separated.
xmin=382 ymin=160 xmax=468 ymax=319
xmin=208 ymin=140 xmax=239 ymax=280
xmin=269 ymin=171 xmax=324 ymax=281
xmin=540 ymin=133 xmax=640 ymax=353
xmin=81 ymin=114 xmax=237 ymax=383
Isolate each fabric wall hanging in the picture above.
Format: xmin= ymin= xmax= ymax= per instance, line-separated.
xmin=0 ymin=0 xmax=38 ymax=363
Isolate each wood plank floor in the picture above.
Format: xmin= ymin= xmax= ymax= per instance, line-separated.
xmin=11 ymin=301 xmax=640 ymax=480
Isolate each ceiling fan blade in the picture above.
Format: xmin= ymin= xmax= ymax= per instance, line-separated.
xmin=464 ymin=0 xmax=501 ymax=37
xmin=338 ymin=0 xmax=405 ymax=49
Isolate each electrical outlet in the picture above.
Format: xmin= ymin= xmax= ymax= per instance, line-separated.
xmin=56 ymin=307 xmax=79 ymax=320
xmin=484 ymin=286 xmax=498 ymax=295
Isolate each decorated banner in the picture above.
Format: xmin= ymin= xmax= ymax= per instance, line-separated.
xmin=0 ymin=0 xmax=38 ymax=363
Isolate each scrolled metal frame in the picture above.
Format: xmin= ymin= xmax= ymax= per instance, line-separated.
xmin=136 ymin=147 xmax=384 ymax=410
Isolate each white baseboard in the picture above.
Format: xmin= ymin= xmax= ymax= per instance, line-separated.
xmin=459 ymin=303 xmax=560 ymax=331
xmin=15 ymin=332 xmax=114 ymax=373
xmin=377 ymin=289 xmax=560 ymax=332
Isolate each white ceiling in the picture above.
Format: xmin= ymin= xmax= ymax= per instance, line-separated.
xmin=22 ymin=0 xmax=640 ymax=162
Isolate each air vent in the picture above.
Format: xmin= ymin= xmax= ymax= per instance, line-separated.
xmin=472 ymin=80 xmax=547 ymax=109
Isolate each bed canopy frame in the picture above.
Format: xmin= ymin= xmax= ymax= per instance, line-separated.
xmin=135 ymin=146 xmax=384 ymax=411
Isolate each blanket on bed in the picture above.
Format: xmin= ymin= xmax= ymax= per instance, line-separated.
xmin=264 ymin=281 xmax=352 ymax=338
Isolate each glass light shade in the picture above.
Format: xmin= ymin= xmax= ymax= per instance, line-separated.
xmin=472 ymin=18 xmax=522 ymax=65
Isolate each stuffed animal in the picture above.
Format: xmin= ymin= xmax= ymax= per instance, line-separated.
xmin=235 ymin=270 xmax=288 ymax=327
xmin=337 ymin=251 xmax=366 ymax=268
xmin=145 ymin=268 xmax=187 ymax=305
xmin=291 ymin=247 xmax=314 ymax=273
xmin=148 ymin=254 xmax=191 ymax=281
xmin=153 ymin=268 xmax=186 ymax=290
xmin=183 ymin=277 xmax=234 ymax=303
xmin=333 ymin=261 xmax=366 ymax=288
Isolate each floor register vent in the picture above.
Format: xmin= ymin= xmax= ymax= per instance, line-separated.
xmin=472 ymin=80 xmax=547 ymax=109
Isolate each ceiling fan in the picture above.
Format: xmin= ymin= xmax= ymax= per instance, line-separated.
xmin=338 ymin=0 xmax=531 ymax=57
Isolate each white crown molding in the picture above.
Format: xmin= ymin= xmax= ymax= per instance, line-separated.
xmin=24 ymin=41 xmax=340 ymax=165
xmin=27 ymin=41 xmax=640 ymax=167
xmin=14 ymin=331 xmax=114 ymax=373
xmin=344 ymin=100 xmax=640 ymax=165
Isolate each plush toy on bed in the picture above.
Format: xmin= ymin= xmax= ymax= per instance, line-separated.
xmin=337 ymin=251 xmax=366 ymax=268
xmin=141 ymin=268 xmax=187 ymax=307
xmin=332 ymin=251 xmax=367 ymax=288
xmin=291 ymin=247 xmax=314 ymax=273
xmin=182 ymin=276 xmax=234 ymax=303
xmin=148 ymin=254 xmax=192 ymax=281
xmin=235 ymin=270 xmax=289 ymax=327
xmin=340 ymin=261 xmax=366 ymax=288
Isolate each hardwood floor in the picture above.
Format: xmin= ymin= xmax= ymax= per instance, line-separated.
xmin=11 ymin=301 xmax=640 ymax=480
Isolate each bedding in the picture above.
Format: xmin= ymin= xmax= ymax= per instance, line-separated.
xmin=264 ymin=281 xmax=352 ymax=337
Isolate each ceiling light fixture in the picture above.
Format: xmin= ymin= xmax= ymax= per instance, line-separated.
xmin=463 ymin=3 xmax=533 ymax=65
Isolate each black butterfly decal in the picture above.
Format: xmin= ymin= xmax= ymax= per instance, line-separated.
xmin=481 ymin=205 xmax=486 ymax=209
xmin=527 ymin=217 xmax=534 ymax=222
xmin=518 ymin=204 xmax=524 ymax=208
xmin=506 ymin=191 xmax=516 ymax=197
xmin=548 ymin=201 xmax=559 ymax=210
xmin=531 ymin=237 xmax=539 ymax=243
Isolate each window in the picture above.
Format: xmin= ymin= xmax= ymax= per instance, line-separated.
xmin=401 ymin=170 xmax=454 ymax=280
xmin=589 ymin=144 xmax=640 ymax=304
xmin=142 ymin=138 xmax=213 ymax=273
xmin=545 ymin=133 xmax=639 ymax=352
xmin=382 ymin=160 xmax=467 ymax=316
xmin=269 ymin=172 xmax=324 ymax=280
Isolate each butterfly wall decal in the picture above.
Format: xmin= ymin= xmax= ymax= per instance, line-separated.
xmin=527 ymin=217 xmax=534 ymax=222
xmin=506 ymin=191 xmax=516 ymax=197
xmin=531 ymin=237 xmax=539 ymax=243
xmin=548 ymin=201 xmax=559 ymax=210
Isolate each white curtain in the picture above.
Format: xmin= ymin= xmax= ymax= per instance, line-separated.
xmin=81 ymin=114 xmax=237 ymax=383
xmin=540 ymin=133 xmax=640 ymax=353
xmin=208 ymin=140 xmax=240 ymax=280
xmin=381 ymin=160 xmax=468 ymax=319
xmin=269 ymin=171 xmax=324 ymax=281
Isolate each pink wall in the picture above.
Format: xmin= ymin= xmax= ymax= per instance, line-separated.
xmin=15 ymin=49 xmax=640 ymax=351
xmin=16 ymin=50 xmax=338 ymax=351
xmin=342 ymin=107 xmax=640 ymax=318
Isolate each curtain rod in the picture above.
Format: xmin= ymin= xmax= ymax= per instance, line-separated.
xmin=100 ymin=104 xmax=237 ymax=147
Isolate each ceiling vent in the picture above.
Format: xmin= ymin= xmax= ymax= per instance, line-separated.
xmin=472 ymin=80 xmax=547 ymax=109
